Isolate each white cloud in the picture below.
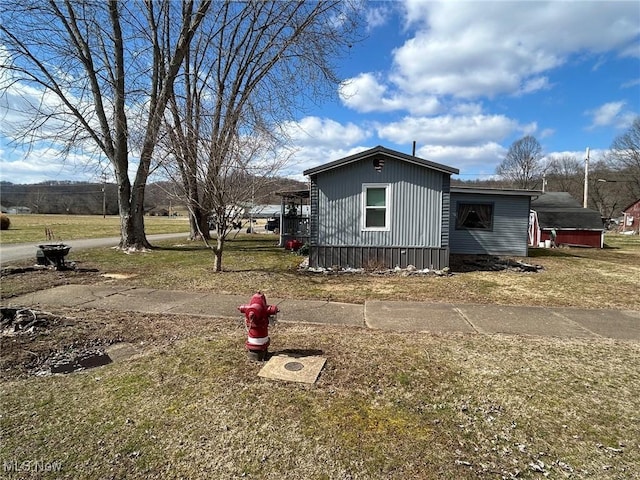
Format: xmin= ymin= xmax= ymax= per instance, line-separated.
xmin=280 ymin=116 xmax=371 ymax=181
xmin=341 ymin=0 xmax=640 ymax=114
xmin=539 ymin=128 xmax=555 ymax=139
xmin=586 ymin=101 xmax=636 ymax=129
xmin=339 ymin=73 xmax=388 ymax=112
xmin=392 ymin=1 xmax=639 ymax=100
xmin=376 ymin=114 xmax=519 ymax=146
xmin=339 ymin=72 xmax=441 ymax=115
xmin=365 ymin=4 xmax=391 ymax=31
xmin=415 ymin=142 xmax=507 ymax=177
xmin=0 ymin=145 xmax=103 ymax=184
xmin=282 ymin=116 xmax=370 ymax=147
xmin=276 ymin=116 xmax=374 ymax=179
xmin=283 ymin=144 xmax=373 ymax=181
xmin=519 ymin=77 xmax=552 ymax=96
xmin=621 ymin=78 xmax=640 ymax=89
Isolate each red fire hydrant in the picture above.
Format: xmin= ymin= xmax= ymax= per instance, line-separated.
xmin=238 ymin=292 xmax=279 ymax=361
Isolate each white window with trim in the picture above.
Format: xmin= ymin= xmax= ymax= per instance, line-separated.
xmin=362 ymin=183 xmax=390 ymax=231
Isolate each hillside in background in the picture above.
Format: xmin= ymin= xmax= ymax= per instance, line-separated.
xmin=1 ymin=171 xmax=635 ymax=219
xmin=0 ymin=177 xmax=307 ymax=216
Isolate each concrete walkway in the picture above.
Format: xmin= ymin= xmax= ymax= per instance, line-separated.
xmin=5 ymin=284 xmax=640 ymax=341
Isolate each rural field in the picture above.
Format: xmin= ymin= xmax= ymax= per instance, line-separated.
xmin=0 ymin=214 xmax=191 ymax=245
xmin=1 ymin=215 xmax=639 ymax=479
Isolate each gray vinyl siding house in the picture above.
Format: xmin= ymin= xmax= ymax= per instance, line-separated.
xmin=303 ymin=146 xmax=539 ymax=270
xmin=304 ymin=146 xmax=457 ymax=270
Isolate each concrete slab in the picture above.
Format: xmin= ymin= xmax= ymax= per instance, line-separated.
xmin=82 ymin=288 xmax=204 ymax=314
xmin=457 ymin=305 xmax=597 ymax=338
xmin=258 ymin=355 xmax=326 ymax=384
xmin=105 ymin=342 xmax=141 ymax=362
xmin=5 ymin=284 xmax=130 ymax=308
xmin=274 ymin=298 xmax=365 ymax=327
xmin=552 ymin=308 xmax=640 ymax=341
xmin=168 ymin=294 xmax=249 ymax=319
xmin=365 ymin=300 xmax=474 ymax=333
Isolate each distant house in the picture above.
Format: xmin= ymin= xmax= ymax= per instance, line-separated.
xmin=529 ymin=192 xmax=604 ymax=248
xmin=245 ymin=204 xmax=283 ymax=219
xmin=7 ymin=206 xmax=31 ymax=215
xmin=622 ymin=199 xmax=640 ymax=233
xmin=302 ymin=146 xmax=539 ymax=270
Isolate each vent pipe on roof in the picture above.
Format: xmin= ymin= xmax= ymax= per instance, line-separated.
xmin=412 ymin=141 xmax=416 ymax=156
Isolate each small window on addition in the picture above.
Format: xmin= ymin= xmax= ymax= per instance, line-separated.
xmin=456 ymin=203 xmax=494 ymax=230
xmin=363 ymin=184 xmax=389 ymax=230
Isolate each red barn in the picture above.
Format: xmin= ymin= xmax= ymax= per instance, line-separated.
xmin=529 ymin=192 xmax=604 ymax=248
xmin=622 ymin=199 xmax=640 ymax=233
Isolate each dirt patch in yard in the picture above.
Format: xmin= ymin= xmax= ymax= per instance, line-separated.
xmin=0 ymin=306 xmax=223 ymax=380
xmin=1 ymin=264 xmax=105 ymax=300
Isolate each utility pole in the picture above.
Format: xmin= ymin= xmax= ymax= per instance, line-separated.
xmin=583 ymin=147 xmax=590 ymax=208
xmin=542 ymin=172 xmax=547 ymax=193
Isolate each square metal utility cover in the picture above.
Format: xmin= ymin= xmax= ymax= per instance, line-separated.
xmin=258 ymin=355 xmax=326 ymax=384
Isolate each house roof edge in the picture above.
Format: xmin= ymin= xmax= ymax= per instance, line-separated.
xmin=303 ymin=145 xmax=459 ymax=176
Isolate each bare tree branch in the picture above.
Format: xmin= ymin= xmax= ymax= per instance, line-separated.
xmin=0 ymin=0 xmax=211 ymax=250
xmin=496 ymin=135 xmax=544 ymax=189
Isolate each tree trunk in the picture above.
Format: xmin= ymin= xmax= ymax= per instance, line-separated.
xmin=187 ymin=203 xmax=210 ymax=241
xmin=197 ymin=210 xmax=210 ymax=240
xmin=115 ymin=170 xmax=151 ymax=250
xmin=214 ymin=235 xmax=224 ymax=272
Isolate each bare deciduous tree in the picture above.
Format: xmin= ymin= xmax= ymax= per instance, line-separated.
xmin=162 ymin=1 xmax=361 ymax=271
xmin=546 ymin=154 xmax=583 ymax=197
xmin=608 ymin=116 xmax=640 ymax=199
xmin=587 ymin=159 xmax=620 ymax=217
xmin=496 ymin=135 xmax=544 ymax=189
xmin=0 ymin=0 xmax=210 ymax=250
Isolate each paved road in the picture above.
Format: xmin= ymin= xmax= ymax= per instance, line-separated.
xmin=0 ymin=232 xmax=190 ymax=266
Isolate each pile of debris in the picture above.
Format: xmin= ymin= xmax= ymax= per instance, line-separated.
xmin=47 ymin=347 xmax=113 ymax=374
xmin=450 ymin=255 xmax=544 ymax=273
xmin=31 ymin=338 xmax=123 ymax=376
xmin=1 ymin=307 xmax=66 ymax=335
xmin=301 ymin=263 xmax=452 ymax=277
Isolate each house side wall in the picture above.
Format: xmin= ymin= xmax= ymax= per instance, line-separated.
xmin=314 ymin=158 xmax=444 ymax=247
xmin=441 ymin=175 xmax=451 ymax=248
xmin=449 ymin=193 xmax=531 ymax=256
xmin=623 ymin=200 xmax=640 ymax=232
xmin=310 ymin=180 xmax=319 ymax=245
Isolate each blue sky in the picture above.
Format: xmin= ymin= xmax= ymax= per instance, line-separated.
xmin=1 ymin=0 xmax=639 ymax=184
